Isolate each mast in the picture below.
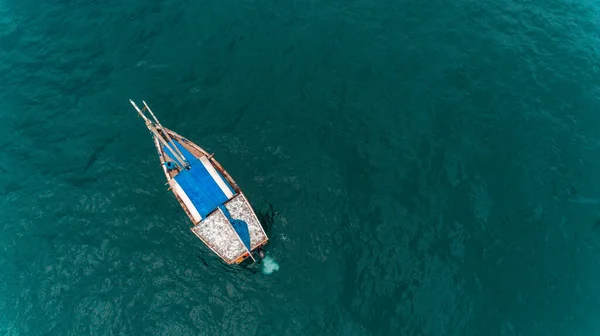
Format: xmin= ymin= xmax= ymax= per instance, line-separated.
xmin=143 ymin=101 xmax=189 ymax=169
xmin=130 ymin=100 xmax=188 ymax=169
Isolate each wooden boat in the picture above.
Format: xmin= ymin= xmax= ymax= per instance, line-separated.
xmin=130 ymin=100 xmax=268 ymax=264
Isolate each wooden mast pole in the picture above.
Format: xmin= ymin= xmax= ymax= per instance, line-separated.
xmin=143 ymin=101 xmax=189 ymax=168
xmin=130 ymin=100 xmax=187 ymax=169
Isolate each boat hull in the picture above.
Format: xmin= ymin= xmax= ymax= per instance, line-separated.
xmin=155 ymin=128 xmax=268 ymax=264
xmin=130 ymin=100 xmax=268 ymax=264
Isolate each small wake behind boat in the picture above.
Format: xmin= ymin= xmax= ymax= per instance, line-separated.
xmin=130 ymin=100 xmax=268 ymax=264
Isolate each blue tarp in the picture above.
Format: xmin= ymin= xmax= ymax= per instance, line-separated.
xmin=163 ymin=140 xmax=235 ymax=195
xmin=163 ymin=139 xmax=252 ymax=249
xmin=231 ymin=219 xmax=251 ymax=251
xmin=164 ymin=140 xmax=234 ymax=218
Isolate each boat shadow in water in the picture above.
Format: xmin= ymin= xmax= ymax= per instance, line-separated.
xmin=254 ymin=201 xmax=276 ymax=237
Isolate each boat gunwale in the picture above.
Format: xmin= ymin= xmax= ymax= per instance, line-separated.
xmin=153 ymin=127 xmax=268 ymax=264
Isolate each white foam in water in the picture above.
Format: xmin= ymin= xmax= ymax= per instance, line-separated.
xmin=262 ymin=255 xmax=279 ymax=275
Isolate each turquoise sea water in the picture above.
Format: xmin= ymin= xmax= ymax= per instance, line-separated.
xmin=1 ymin=0 xmax=600 ymax=334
